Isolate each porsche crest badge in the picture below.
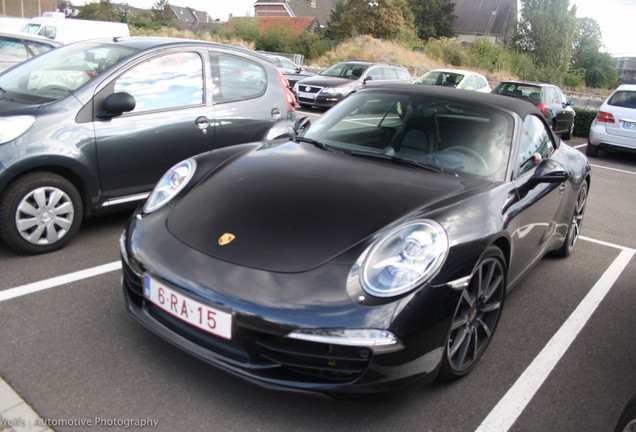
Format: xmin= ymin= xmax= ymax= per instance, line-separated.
xmin=218 ymin=233 xmax=235 ymax=246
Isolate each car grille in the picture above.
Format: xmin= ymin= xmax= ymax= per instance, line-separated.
xmin=122 ymin=263 xmax=371 ymax=385
xmin=296 ymin=84 xmax=322 ymax=94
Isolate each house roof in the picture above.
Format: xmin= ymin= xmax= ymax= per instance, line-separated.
xmin=450 ymin=0 xmax=515 ymax=36
xmin=254 ymin=0 xmax=339 ymax=27
xmin=224 ymin=16 xmax=317 ymax=36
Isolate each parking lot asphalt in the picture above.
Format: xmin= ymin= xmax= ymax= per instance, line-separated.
xmin=0 ymin=130 xmax=635 ymax=432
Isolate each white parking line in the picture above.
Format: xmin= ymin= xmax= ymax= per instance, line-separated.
xmin=590 ymin=163 xmax=636 ymax=176
xmin=0 ymin=261 xmax=121 ymax=303
xmin=475 ymin=238 xmax=635 ymax=432
xmin=0 ymin=237 xmax=633 ymax=432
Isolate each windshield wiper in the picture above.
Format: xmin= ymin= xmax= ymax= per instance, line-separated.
xmin=294 ymin=136 xmax=331 ymax=151
xmin=349 ymin=150 xmax=447 ymax=174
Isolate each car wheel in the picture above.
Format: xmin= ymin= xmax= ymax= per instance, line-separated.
xmin=561 ymin=120 xmax=574 ymax=140
xmin=586 ymin=143 xmax=599 ymax=157
xmin=615 ymin=394 xmax=636 ymax=432
xmin=556 ymin=182 xmax=587 ymax=258
xmin=0 ymin=172 xmax=83 ymax=254
xmin=438 ymin=246 xmax=506 ymax=380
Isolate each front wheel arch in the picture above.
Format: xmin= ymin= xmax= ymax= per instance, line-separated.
xmin=438 ymin=245 xmax=507 ymax=381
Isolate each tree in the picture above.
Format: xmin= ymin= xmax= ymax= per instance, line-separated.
xmin=151 ymin=0 xmax=174 ymax=27
xmin=407 ymin=0 xmax=456 ymax=41
xmin=324 ymin=0 xmax=408 ymax=41
xmin=515 ymin=0 xmax=578 ymax=84
xmin=77 ymin=0 xmax=119 ymax=22
xmin=569 ymin=17 xmax=617 ymax=88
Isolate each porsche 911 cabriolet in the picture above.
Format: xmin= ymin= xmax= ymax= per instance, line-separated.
xmin=120 ymin=85 xmax=590 ymax=396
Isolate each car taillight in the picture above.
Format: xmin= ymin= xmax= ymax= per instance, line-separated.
xmin=536 ymin=103 xmax=548 ymax=116
xmin=277 ymin=70 xmax=296 ymax=112
xmin=595 ymin=111 xmax=615 ymax=123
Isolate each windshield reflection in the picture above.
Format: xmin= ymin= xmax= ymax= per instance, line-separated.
xmin=0 ymin=42 xmax=138 ymax=102
xmin=302 ymin=91 xmax=513 ymax=180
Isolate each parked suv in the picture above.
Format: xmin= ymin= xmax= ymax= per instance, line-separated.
xmin=293 ymin=61 xmax=412 ymax=108
xmin=587 ymin=84 xmax=636 ymax=157
xmin=491 ymin=81 xmax=576 ymax=139
xmin=0 ymin=37 xmax=295 ymax=254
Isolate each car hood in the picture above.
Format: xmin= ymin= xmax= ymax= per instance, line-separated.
xmin=167 ymin=141 xmax=472 ymax=273
xmin=296 ymin=75 xmax=355 ymax=88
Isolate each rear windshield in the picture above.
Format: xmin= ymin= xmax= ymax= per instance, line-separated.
xmin=493 ymin=83 xmax=542 ymax=102
xmin=608 ymin=90 xmax=636 ymax=109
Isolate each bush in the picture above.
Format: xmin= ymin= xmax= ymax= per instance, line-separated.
xmin=573 ymin=107 xmax=597 ymax=138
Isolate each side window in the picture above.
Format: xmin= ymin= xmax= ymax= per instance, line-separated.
xmin=518 ymin=115 xmax=555 ymax=175
xmin=114 ymin=52 xmax=204 ymax=113
xmin=478 ymin=76 xmax=488 ymax=89
xmin=382 ymin=67 xmax=399 ymax=80
xmin=397 ymin=69 xmax=411 ymax=80
xmin=25 ymin=40 xmax=56 ymax=56
xmin=210 ymin=53 xmax=267 ymax=103
xmin=366 ymin=67 xmax=384 ymax=81
xmin=39 ymin=26 xmax=57 ymax=40
xmin=463 ymin=76 xmax=478 ymax=89
xmin=548 ymin=87 xmax=560 ymax=104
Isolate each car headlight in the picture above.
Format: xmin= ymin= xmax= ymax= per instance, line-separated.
xmin=321 ymin=86 xmax=349 ymax=96
xmin=143 ymin=159 xmax=196 ymax=213
xmin=359 ymin=220 xmax=448 ymax=298
xmin=0 ymin=115 xmax=35 ymax=144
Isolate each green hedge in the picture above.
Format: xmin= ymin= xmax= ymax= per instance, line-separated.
xmin=573 ymin=107 xmax=597 ymax=138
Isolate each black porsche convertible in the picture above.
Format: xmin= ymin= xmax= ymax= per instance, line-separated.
xmin=120 ymin=85 xmax=590 ymax=396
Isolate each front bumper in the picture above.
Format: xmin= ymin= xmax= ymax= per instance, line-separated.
xmin=120 ymin=213 xmax=458 ymax=396
xmin=295 ymin=92 xmax=346 ymax=108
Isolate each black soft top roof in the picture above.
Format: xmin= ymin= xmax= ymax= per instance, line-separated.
xmin=362 ymin=83 xmax=543 ymax=118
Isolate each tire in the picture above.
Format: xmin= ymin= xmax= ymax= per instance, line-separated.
xmin=586 ymin=143 xmax=599 ymax=157
xmin=561 ymin=120 xmax=574 ymax=140
xmin=556 ymin=182 xmax=587 ymax=258
xmin=0 ymin=172 xmax=83 ymax=254
xmin=615 ymin=393 xmax=636 ymax=432
xmin=438 ymin=246 xmax=506 ymax=381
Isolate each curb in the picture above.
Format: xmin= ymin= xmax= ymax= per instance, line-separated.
xmin=0 ymin=377 xmax=53 ymax=432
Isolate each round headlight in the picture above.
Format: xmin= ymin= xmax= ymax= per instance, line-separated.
xmin=143 ymin=159 xmax=196 ymax=213
xmin=360 ymin=220 xmax=448 ymax=297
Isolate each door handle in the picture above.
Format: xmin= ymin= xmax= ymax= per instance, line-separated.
xmin=195 ymin=116 xmax=210 ymax=133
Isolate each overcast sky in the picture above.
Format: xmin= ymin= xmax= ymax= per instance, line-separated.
xmin=76 ymin=0 xmax=635 ymax=55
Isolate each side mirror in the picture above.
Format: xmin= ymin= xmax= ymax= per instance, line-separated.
xmin=363 ymin=76 xmax=374 ymax=84
xmin=293 ymin=116 xmax=311 ymax=134
xmin=98 ymin=92 xmax=136 ymax=118
xmin=530 ymin=158 xmax=569 ymax=186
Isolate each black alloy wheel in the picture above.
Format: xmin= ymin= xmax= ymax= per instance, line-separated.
xmin=439 ymin=246 xmax=506 ymax=380
xmin=556 ymin=182 xmax=587 ymax=258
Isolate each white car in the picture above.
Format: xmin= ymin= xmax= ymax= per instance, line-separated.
xmin=587 ymin=84 xmax=636 ymax=157
xmin=414 ymin=69 xmax=491 ymax=92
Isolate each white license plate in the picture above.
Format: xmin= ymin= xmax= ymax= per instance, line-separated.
xmin=144 ymin=274 xmax=232 ymax=340
xmin=298 ymin=91 xmax=316 ymax=100
xmin=621 ymin=121 xmax=636 ymax=130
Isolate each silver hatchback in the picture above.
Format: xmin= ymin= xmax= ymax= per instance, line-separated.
xmin=587 ymin=84 xmax=636 ymax=157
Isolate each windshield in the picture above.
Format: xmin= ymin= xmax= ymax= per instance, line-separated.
xmin=301 ymin=91 xmax=513 ymax=180
xmin=0 ymin=41 xmax=138 ymax=102
xmin=416 ymin=71 xmax=464 ymax=88
xmin=320 ymin=63 xmax=368 ymax=79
